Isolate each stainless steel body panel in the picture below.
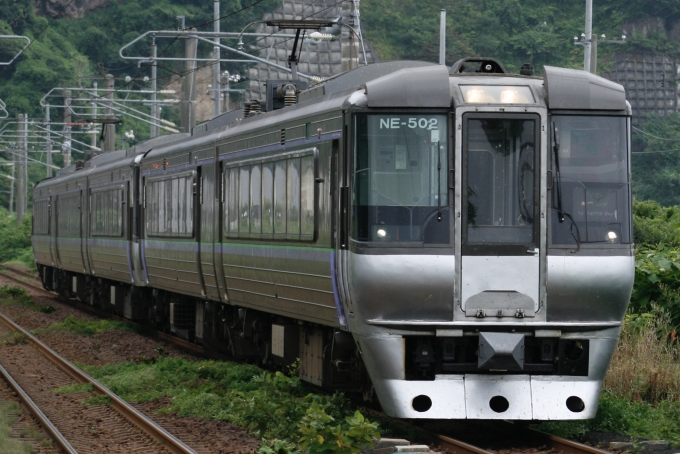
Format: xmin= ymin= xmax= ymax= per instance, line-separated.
xmin=349 ymin=253 xmax=454 ymax=321
xmin=215 ymin=102 xmax=342 ymax=327
xmin=461 ymin=256 xmax=538 ymax=315
xmin=221 ymin=243 xmax=337 ymax=325
xmin=547 ymin=255 xmax=634 ymax=322
xmin=144 ymin=239 xmax=203 ymax=297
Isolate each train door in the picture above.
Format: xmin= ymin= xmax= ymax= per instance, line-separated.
xmin=49 ymin=195 xmax=57 ymax=266
xmin=334 ymin=125 xmax=352 ymax=319
xmin=456 ymin=112 xmax=546 ymax=320
xmin=213 ymin=158 xmax=228 ymax=302
xmin=198 ymin=164 xmax=219 ymax=300
xmin=79 ymin=187 xmax=88 ymax=273
xmin=53 ymin=195 xmax=63 ymax=268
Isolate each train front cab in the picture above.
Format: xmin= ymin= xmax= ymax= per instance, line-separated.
xmin=339 ymin=64 xmax=634 ymax=419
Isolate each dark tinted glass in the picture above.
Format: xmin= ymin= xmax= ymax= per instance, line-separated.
xmin=551 ymin=116 xmax=630 ymax=245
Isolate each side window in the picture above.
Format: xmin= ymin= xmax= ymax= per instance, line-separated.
xmin=91 ymin=188 xmax=123 ymax=237
xmin=146 ymin=174 xmax=194 ymax=238
xmin=226 ymin=167 xmax=239 ymax=236
xmin=250 ymin=164 xmax=262 ymax=234
xmin=262 ymin=162 xmax=274 ymax=234
xmin=286 ymin=158 xmax=301 ymax=235
xmin=239 ymin=166 xmax=250 ymax=233
xmin=300 ymin=156 xmax=315 ymax=236
xmin=220 ymin=149 xmax=317 ymax=241
xmin=274 ymin=160 xmax=287 ymax=235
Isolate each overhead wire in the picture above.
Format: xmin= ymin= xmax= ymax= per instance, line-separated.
xmin=633 ymin=126 xmax=680 ymax=141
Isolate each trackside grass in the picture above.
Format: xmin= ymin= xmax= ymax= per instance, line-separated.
xmin=0 ymin=400 xmax=37 ymax=454
xmin=62 ymin=358 xmax=381 ymax=453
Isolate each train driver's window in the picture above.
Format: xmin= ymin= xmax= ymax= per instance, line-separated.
xmin=551 ymin=116 xmax=630 ymax=245
xmin=352 ymin=114 xmax=449 ymax=244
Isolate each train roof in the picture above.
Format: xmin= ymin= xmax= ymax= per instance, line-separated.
xmin=34 ymin=59 xmax=628 ymax=191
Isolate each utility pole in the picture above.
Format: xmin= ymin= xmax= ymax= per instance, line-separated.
xmin=180 ymin=30 xmax=198 ymax=133
xmin=150 ymin=37 xmax=159 ymax=138
xmin=439 ymin=9 xmax=446 ymax=65
xmin=45 ymin=105 xmax=52 ymax=178
xmin=8 ymin=158 xmax=14 ymax=214
xmin=584 ymin=0 xmax=592 ymax=73
xmin=16 ymin=113 xmax=26 ymax=224
xmin=213 ymin=0 xmax=221 ymax=118
xmin=104 ymin=74 xmax=116 ymax=152
xmin=64 ymin=89 xmax=72 ymax=168
xmin=91 ymin=81 xmax=98 ymax=152
xmin=341 ymin=0 xmax=359 ymax=72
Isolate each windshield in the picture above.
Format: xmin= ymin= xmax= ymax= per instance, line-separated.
xmin=551 ymin=116 xmax=630 ymax=245
xmin=352 ymin=114 xmax=449 ymax=244
xmin=463 ymin=116 xmax=537 ymax=248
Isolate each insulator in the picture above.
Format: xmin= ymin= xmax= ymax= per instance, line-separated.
xmin=309 ymin=32 xmax=333 ymax=41
xmin=249 ymin=100 xmax=261 ymax=116
xmin=242 ymin=102 xmax=251 ymax=118
xmin=310 ymin=76 xmax=325 ymax=84
xmin=284 ymin=85 xmax=297 ymax=107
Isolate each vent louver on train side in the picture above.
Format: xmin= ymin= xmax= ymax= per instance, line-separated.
xmin=280 ymin=129 xmax=286 ymax=145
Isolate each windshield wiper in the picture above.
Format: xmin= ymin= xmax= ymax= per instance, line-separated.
xmin=552 ymin=122 xmax=581 ymax=251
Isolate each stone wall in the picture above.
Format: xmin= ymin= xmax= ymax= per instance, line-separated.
xmin=244 ymin=0 xmax=380 ymax=103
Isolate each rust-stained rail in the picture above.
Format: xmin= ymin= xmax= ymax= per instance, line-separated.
xmin=0 ymin=361 xmax=78 ymax=454
xmin=0 ymin=309 xmax=197 ymax=454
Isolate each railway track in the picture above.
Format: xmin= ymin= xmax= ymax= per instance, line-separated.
xmin=0 ymin=298 xmax=197 ymax=453
xmin=0 ymin=265 xmax=612 ymax=454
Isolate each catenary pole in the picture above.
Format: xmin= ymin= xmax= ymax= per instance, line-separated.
xmin=16 ymin=114 xmax=25 ymax=223
xmin=214 ymin=0 xmax=221 ymax=118
xmin=584 ymin=0 xmax=592 ymax=72
xmin=45 ymin=105 xmax=52 ymax=178
xmin=150 ymin=38 xmax=159 ymax=138
xmin=439 ymin=9 xmax=446 ymax=65
xmin=181 ymin=30 xmax=198 ymax=133
xmin=64 ymin=90 xmax=72 ymax=167
xmin=104 ymin=74 xmax=116 ymax=152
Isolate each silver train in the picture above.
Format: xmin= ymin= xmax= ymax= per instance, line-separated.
xmin=32 ymin=58 xmax=634 ymax=420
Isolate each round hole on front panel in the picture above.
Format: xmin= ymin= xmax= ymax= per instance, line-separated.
xmin=412 ymin=395 xmax=432 ymax=412
xmin=566 ymin=396 xmax=585 ymax=413
xmin=489 ymin=395 xmax=509 ymax=413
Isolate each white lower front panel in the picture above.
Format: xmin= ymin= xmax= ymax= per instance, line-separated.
xmin=375 ymin=376 xmax=466 ymax=419
xmin=531 ymin=376 xmax=601 ymax=419
xmin=465 ymin=375 xmax=532 ymax=419
xmin=374 ymin=375 xmax=602 ymax=419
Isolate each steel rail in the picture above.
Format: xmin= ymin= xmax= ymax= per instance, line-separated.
xmin=0 ymin=309 xmax=197 ymax=454
xmin=0 ymin=362 xmax=78 ymax=454
xmin=540 ymin=431 xmax=612 ymax=454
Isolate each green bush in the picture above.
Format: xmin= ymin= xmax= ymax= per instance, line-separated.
xmin=298 ymin=403 xmax=379 ymax=453
xmin=631 ymin=244 xmax=680 ymax=327
xmin=633 ymin=200 xmax=680 ymax=246
xmin=83 ymin=357 xmax=379 ymax=451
